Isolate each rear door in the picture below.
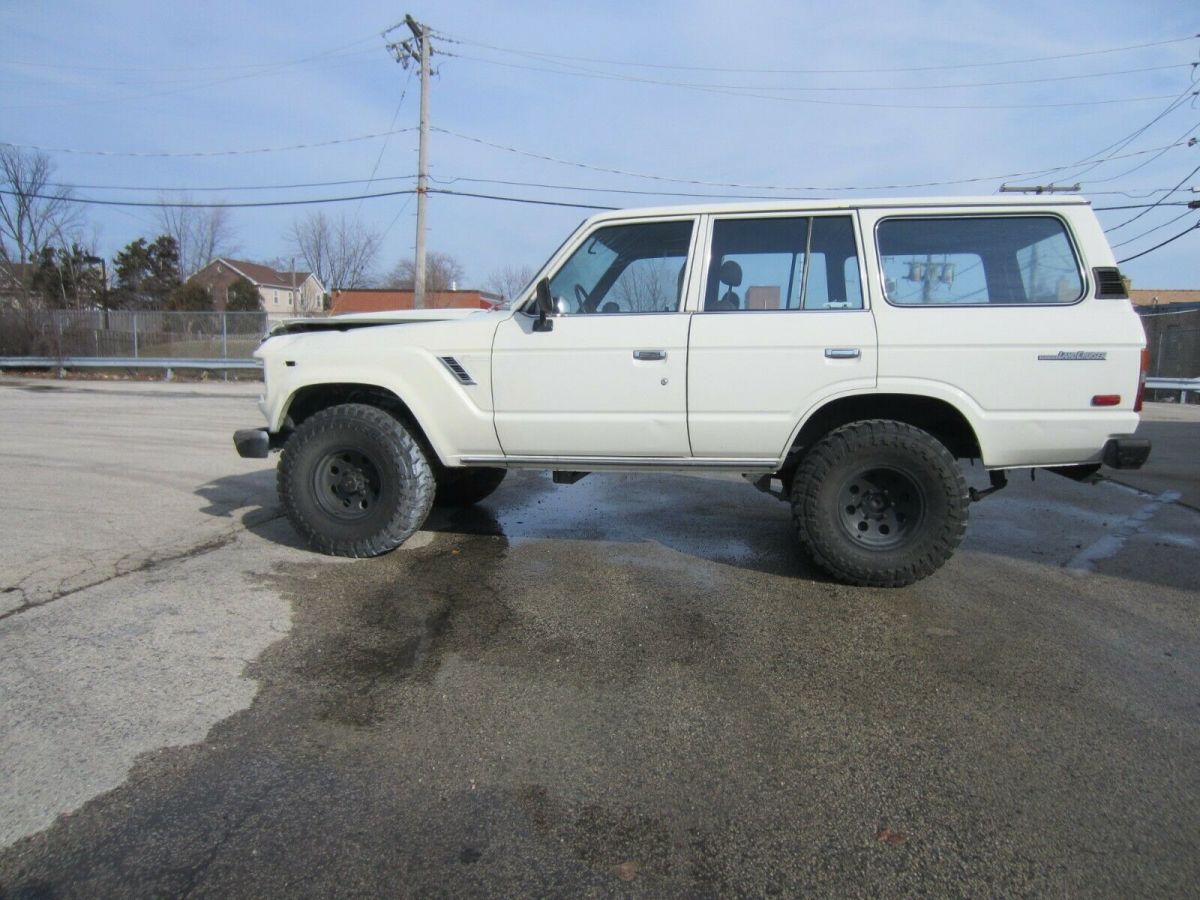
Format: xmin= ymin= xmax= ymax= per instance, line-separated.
xmin=687 ymin=212 xmax=878 ymax=459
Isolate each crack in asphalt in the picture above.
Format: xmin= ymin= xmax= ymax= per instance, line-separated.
xmin=0 ymin=510 xmax=285 ymax=623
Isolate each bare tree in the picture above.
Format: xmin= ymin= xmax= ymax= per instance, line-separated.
xmin=384 ymin=251 xmax=465 ymax=292
xmin=288 ymin=211 xmax=380 ymax=291
xmin=485 ymin=264 xmax=535 ymax=303
xmin=610 ymin=257 xmax=677 ymax=312
xmin=156 ymin=198 xmax=238 ymax=278
xmin=0 ymin=147 xmax=82 ymax=307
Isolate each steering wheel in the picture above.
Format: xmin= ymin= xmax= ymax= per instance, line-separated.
xmin=574 ymin=283 xmax=590 ymax=313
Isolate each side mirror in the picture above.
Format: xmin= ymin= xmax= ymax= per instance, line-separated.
xmin=533 ymin=277 xmax=554 ymax=332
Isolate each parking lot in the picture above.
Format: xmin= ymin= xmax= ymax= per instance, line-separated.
xmin=1 ymin=376 xmax=1197 ymax=896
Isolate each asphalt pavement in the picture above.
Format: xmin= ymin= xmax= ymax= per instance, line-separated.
xmin=1 ymin=377 xmax=1197 ymax=897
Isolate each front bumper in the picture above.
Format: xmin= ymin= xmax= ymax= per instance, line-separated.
xmin=234 ymin=427 xmax=270 ymax=459
xmin=1102 ymin=437 xmax=1151 ymax=470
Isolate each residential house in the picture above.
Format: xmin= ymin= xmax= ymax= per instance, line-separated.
xmin=189 ymin=258 xmax=326 ymax=322
xmin=0 ymin=261 xmax=35 ymax=309
xmin=329 ymin=288 xmax=502 ymax=316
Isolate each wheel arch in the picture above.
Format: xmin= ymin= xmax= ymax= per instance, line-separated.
xmin=281 ymin=382 xmax=444 ymax=465
xmin=779 ymin=392 xmax=982 ymax=487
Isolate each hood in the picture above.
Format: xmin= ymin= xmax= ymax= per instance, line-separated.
xmin=269 ymin=307 xmax=494 ymax=336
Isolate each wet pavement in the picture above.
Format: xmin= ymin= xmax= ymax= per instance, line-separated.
xmin=1 ymin=383 xmax=1198 ymax=896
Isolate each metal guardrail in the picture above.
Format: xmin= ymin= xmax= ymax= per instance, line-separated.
xmin=0 ymin=356 xmax=261 ymax=374
xmin=1146 ymin=376 xmax=1198 ymax=402
xmin=1146 ymin=377 xmax=1200 ymax=390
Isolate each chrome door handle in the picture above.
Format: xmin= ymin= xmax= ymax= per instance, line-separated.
xmin=633 ymin=350 xmax=667 ymax=361
xmin=824 ymin=348 xmax=861 ymax=359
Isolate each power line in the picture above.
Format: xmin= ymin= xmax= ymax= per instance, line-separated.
xmin=431 ymin=174 xmax=811 ymax=201
xmin=1110 ymin=208 xmax=1198 ymax=247
xmin=439 ymin=52 xmax=1192 ymax=93
xmin=440 ymin=50 xmax=1187 ymax=111
xmin=433 ymin=125 xmax=1195 ymax=192
xmin=44 ymin=174 xmax=419 ymax=193
xmin=0 ymin=128 xmax=416 ymax=158
xmin=1059 ymin=81 xmax=1199 ymax=183
xmin=429 ymin=189 xmax=614 ymax=210
xmin=357 ymin=65 xmax=416 ymax=215
xmin=0 ymin=44 xmax=385 ymax=112
xmin=1117 ymin=220 xmax=1200 ymax=263
xmin=1106 ymin=161 xmax=1200 ymax=230
xmin=31 ymin=168 xmax=1193 ymax=201
xmin=1079 ymin=122 xmax=1200 ymax=186
xmin=0 ymin=34 xmax=380 ymax=73
xmin=0 ymin=187 xmax=418 ymax=209
xmin=434 ymin=31 xmax=1198 ymax=75
xmin=1093 ymin=202 xmax=1194 ymax=210
xmin=0 ymin=185 xmax=614 ymax=211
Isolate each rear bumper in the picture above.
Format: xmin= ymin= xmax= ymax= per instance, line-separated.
xmin=234 ymin=427 xmax=270 ymax=459
xmin=1102 ymin=437 xmax=1151 ymax=470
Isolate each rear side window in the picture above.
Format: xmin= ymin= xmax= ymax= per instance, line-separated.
xmin=705 ymin=215 xmax=864 ymax=311
xmin=877 ymin=216 xmax=1084 ymax=306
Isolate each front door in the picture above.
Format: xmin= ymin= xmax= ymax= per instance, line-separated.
xmin=492 ymin=218 xmax=696 ymax=459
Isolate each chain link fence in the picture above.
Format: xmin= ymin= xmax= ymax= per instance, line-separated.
xmin=1138 ymin=308 xmax=1200 ymax=380
xmin=0 ymin=309 xmax=270 ymax=361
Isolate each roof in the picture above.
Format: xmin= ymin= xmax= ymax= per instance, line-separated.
xmin=1129 ymin=289 xmax=1200 ymax=308
xmin=579 ymin=195 xmax=1092 ymax=227
xmin=208 ymin=258 xmax=320 ymax=290
xmin=330 ymin=289 xmax=502 ymax=315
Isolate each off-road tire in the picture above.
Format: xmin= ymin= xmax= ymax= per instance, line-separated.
xmin=433 ymin=467 xmax=507 ymax=508
xmin=278 ymin=403 xmax=435 ymax=557
xmin=791 ymin=419 xmax=968 ymax=587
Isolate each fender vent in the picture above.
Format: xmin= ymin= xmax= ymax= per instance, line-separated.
xmin=438 ymin=356 xmax=476 ymax=385
xmin=1093 ymin=267 xmax=1128 ymax=299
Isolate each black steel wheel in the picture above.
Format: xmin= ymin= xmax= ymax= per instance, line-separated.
xmin=311 ymin=449 xmax=382 ymax=521
xmin=279 ymin=403 xmax=435 ymax=557
xmin=836 ymin=465 xmax=925 ymax=550
xmin=791 ymin=420 xmax=968 ymax=587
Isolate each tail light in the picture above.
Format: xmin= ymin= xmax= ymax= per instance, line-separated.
xmin=1134 ymin=347 xmax=1149 ymax=412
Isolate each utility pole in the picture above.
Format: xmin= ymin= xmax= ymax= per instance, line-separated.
xmin=388 ymin=15 xmax=432 ymax=309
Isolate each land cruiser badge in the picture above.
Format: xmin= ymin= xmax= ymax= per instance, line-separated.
xmin=1038 ymin=351 xmax=1107 ymax=361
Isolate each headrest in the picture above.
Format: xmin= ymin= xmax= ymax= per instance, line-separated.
xmin=719 ymin=259 xmax=743 ymax=287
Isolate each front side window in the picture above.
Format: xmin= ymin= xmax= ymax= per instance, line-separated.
xmin=546 ymin=220 xmax=693 ymax=314
xmin=877 ymin=216 xmax=1084 ymax=305
xmin=704 ymin=216 xmax=864 ymax=311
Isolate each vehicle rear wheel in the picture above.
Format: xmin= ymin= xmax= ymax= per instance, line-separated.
xmin=278 ymin=403 xmax=435 ymax=557
xmin=791 ymin=419 xmax=968 ymax=587
xmin=433 ymin=467 xmax=507 ymax=507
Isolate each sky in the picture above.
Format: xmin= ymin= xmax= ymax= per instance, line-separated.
xmin=2 ymin=0 xmax=1198 ymax=292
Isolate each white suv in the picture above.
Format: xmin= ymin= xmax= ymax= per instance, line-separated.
xmin=234 ymin=197 xmax=1150 ymax=586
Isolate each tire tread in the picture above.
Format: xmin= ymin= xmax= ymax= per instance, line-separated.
xmin=791 ymin=419 xmax=969 ymax=587
xmin=278 ymin=403 xmax=435 ymax=558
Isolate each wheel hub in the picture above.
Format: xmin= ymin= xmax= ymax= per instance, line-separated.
xmin=838 ymin=467 xmax=924 ymax=549
xmin=313 ymin=449 xmax=381 ymax=521
xmin=337 ymin=469 xmax=366 ymax=496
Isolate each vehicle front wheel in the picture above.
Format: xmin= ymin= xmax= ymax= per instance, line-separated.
xmin=791 ymin=420 xmax=968 ymax=587
xmin=278 ymin=403 xmax=435 ymax=557
xmin=433 ymin=467 xmax=507 ymax=507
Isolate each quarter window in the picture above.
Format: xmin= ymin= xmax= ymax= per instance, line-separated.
xmin=877 ymin=216 xmax=1083 ymax=305
xmin=704 ymin=216 xmax=864 ymax=311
